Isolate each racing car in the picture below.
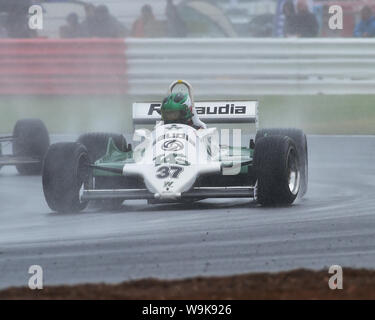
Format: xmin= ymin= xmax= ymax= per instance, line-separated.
xmin=42 ymin=80 xmax=308 ymax=213
xmin=0 ymin=119 xmax=50 ymax=175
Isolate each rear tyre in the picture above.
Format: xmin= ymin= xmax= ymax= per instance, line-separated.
xmin=77 ymin=132 xmax=127 ymax=162
xmin=256 ymin=128 xmax=308 ymax=197
xmin=254 ymin=136 xmax=300 ymax=206
xmin=43 ymin=142 xmax=89 ymax=213
xmin=12 ymin=119 xmax=50 ymax=175
xmin=77 ymin=133 xmax=128 ymax=210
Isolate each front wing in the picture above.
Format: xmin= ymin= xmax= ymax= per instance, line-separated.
xmin=81 ymin=186 xmax=255 ymax=202
xmin=0 ymin=136 xmax=41 ymax=166
xmin=0 ymin=155 xmax=40 ymax=166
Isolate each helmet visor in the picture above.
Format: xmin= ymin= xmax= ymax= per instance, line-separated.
xmin=162 ymin=110 xmax=184 ymax=122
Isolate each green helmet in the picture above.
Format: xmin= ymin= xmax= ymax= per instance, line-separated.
xmin=161 ymin=93 xmax=193 ymax=124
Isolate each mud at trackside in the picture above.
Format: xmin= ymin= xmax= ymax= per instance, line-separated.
xmin=0 ymin=268 xmax=374 ymax=300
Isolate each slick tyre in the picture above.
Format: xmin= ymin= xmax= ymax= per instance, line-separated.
xmin=254 ymin=136 xmax=301 ymax=206
xmin=76 ymin=133 xmax=127 ymax=162
xmin=256 ymin=128 xmax=308 ymax=197
xmin=43 ymin=142 xmax=89 ymax=213
xmin=77 ymin=133 xmax=128 ymax=210
xmin=12 ymin=119 xmax=50 ymax=175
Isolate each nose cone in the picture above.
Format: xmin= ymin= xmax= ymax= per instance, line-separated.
xmin=142 ymin=124 xmax=202 ymax=197
xmin=124 ymin=124 xmax=221 ymax=199
xmin=144 ymin=133 xmax=199 ymax=196
xmin=148 ymin=164 xmax=199 ymax=196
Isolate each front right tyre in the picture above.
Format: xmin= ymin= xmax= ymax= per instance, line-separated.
xmin=76 ymin=132 xmax=128 ymax=210
xmin=43 ymin=142 xmax=89 ymax=213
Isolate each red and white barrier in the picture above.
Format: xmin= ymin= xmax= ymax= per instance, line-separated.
xmin=0 ymin=39 xmax=127 ymax=95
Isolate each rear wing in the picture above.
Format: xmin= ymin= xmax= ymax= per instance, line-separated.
xmin=132 ymin=101 xmax=259 ymax=126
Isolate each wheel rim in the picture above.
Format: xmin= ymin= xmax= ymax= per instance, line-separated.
xmin=77 ymin=153 xmax=90 ymax=205
xmin=288 ymin=149 xmax=300 ymax=195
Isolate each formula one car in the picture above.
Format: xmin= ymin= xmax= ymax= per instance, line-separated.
xmin=42 ymin=80 xmax=308 ymax=213
xmin=0 ymin=119 xmax=50 ymax=175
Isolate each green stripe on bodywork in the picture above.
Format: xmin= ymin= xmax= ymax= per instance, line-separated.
xmin=93 ymin=139 xmax=254 ymax=177
xmin=94 ymin=138 xmax=133 ymax=177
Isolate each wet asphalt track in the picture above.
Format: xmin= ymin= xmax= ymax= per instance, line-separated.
xmin=0 ymin=135 xmax=375 ymax=289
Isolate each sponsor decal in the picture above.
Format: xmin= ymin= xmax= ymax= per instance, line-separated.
xmin=162 ymin=140 xmax=184 ymax=152
xmin=148 ymin=103 xmax=162 ymax=115
xmin=154 ymin=133 xmax=195 ymax=146
xmin=196 ymin=104 xmax=246 ymax=115
xmin=164 ymin=181 xmax=174 ymax=188
xmin=165 ymin=124 xmax=184 ymax=130
xmin=147 ymin=103 xmax=247 ymax=116
xmin=154 ymin=154 xmax=191 ymax=167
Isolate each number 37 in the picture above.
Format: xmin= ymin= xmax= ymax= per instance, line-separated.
xmin=156 ymin=166 xmax=183 ymax=179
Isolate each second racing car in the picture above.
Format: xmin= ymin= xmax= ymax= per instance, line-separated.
xmin=1 ymin=119 xmax=50 ymax=175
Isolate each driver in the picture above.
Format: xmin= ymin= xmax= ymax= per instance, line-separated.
xmin=160 ymin=92 xmax=207 ymax=129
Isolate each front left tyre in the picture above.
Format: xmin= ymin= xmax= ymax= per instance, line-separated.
xmin=254 ymin=135 xmax=301 ymax=206
xmin=43 ymin=142 xmax=89 ymax=213
xmin=256 ymin=128 xmax=308 ymax=197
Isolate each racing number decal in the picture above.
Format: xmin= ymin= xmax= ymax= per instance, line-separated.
xmin=170 ymin=166 xmax=183 ymax=178
xmin=156 ymin=166 xmax=183 ymax=179
xmin=156 ymin=166 xmax=169 ymax=179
